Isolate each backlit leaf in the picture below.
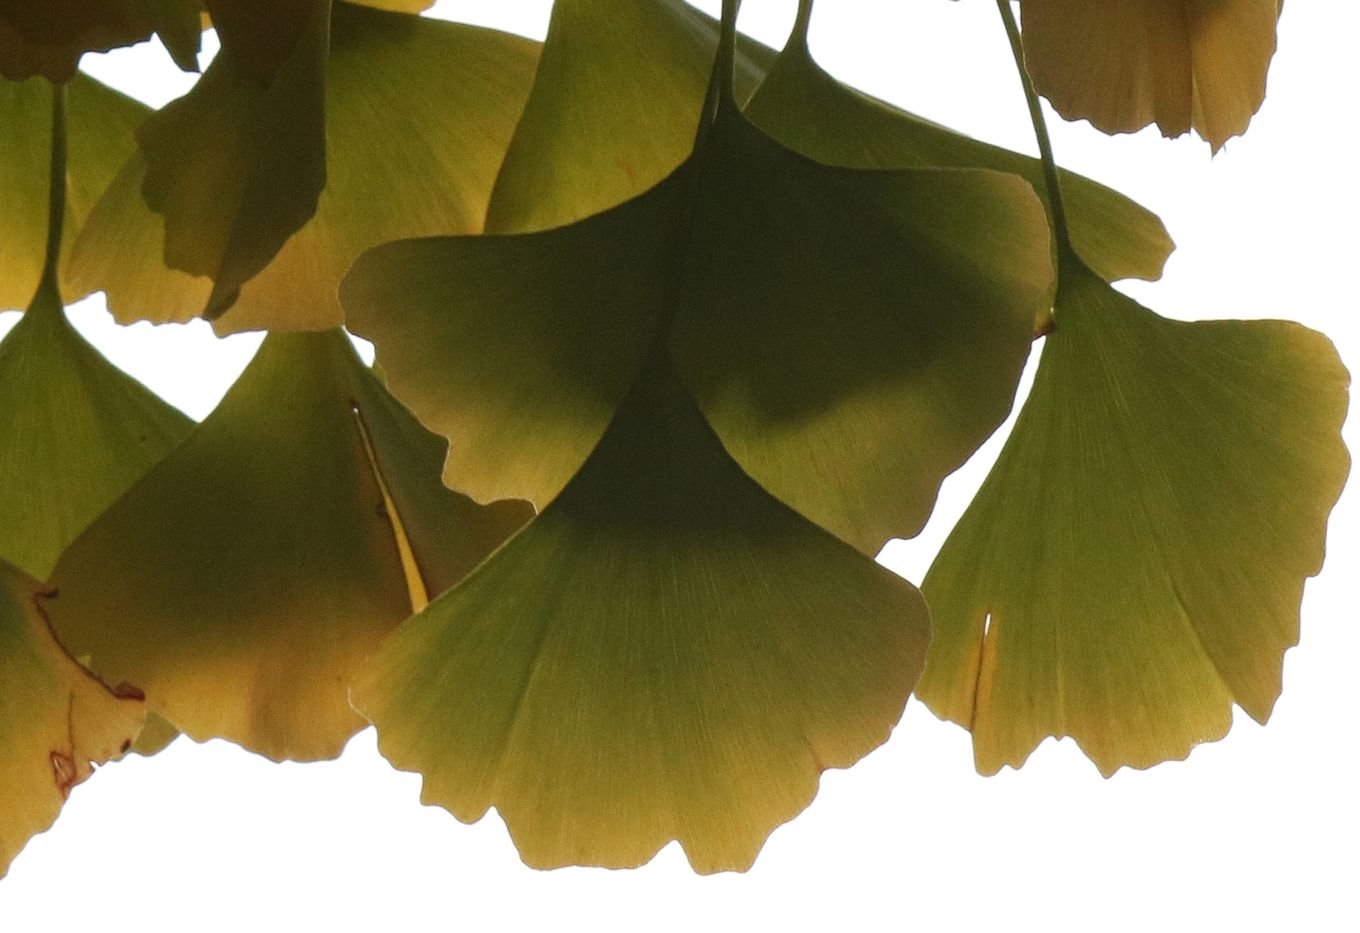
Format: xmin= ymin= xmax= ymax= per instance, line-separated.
xmin=73 ymin=3 xmax=538 ymax=333
xmin=352 ymin=351 xmax=928 ymax=873
xmin=0 ymin=74 xmax=148 ymax=312
xmin=47 ymin=329 xmax=530 ymax=762
xmin=0 ymin=281 xmax=191 ymax=580
xmin=0 ymin=0 xmax=201 ymax=82
xmin=1019 ymin=0 xmax=1282 ymax=151
xmin=917 ymin=256 xmax=1350 ymax=775
xmin=0 ymin=559 xmax=144 ymax=880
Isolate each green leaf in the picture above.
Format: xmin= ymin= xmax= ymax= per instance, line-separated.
xmin=0 ymin=0 xmax=202 ymax=82
xmin=47 ymin=329 xmax=530 ymax=762
xmin=0 ymin=558 xmax=144 ymax=880
xmin=1019 ymin=0 xmax=1281 ymax=152
xmin=344 ymin=100 xmax=1051 ymax=552
xmin=917 ymin=256 xmax=1350 ymax=775
xmin=0 ymin=281 xmax=192 ymax=580
xmin=0 ymin=74 xmax=148 ymax=313
xmin=744 ymin=34 xmax=1174 ymax=285
xmin=136 ymin=0 xmax=330 ymax=318
xmin=72 ymin=2 xmax=539 ymax=334
xmin=483 ymin=0 xmax=774 ymax=234
xmin=352 ymin=350 xmax=928 ymax=873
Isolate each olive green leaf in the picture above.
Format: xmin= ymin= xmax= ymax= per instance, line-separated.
xmin=0 ymin=0 xmax=201 ymax=82
xmin=743 ymin=27 xmax=1174 ymax=285
xmin=345 ymin=98 xmax=1051 ymax=553
xmin=0 ymin=281 xmax=192 ymax=580
xmin=47 ymin=329 xmax=530 ymax=762
xmin=352 ymin=350 xmax=928 ymax=873
xmin=483 ymin=0 xmax=774 ymax=234
xmin=137 ymin=0 xmax=330 ymax=318
xmin=1019 ymin=0 xmax=1282 ymax=152
xmin=0 ymin=74 xmax=148 ymax=312
xmin=0 ymin=558 xmax=144 ymax=880
xmin=73 ymin=3 xmax=538 ymax=333
xmin=917 ymin=255 xmax=1350 ymax=776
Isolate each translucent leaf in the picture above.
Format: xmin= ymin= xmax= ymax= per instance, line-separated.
xmin=0 ymin=559 xmax=144 ymax=879
xmin=73 ymin=3 xmax=539 ymax=333
xmin=0 ymin=74 xmax=148 ymax=312
xmin=918 ymin=257 xmax=1350 ymax=775
xmin=352 ymin=351 xmax=928 ymax=873
xmin=1019 ymin=0 xmax=1282 ymax=151
xmin=47 ymin=329 xmax=530 ymax=762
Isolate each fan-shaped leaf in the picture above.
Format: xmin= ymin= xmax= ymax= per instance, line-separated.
xmin=353 ymin=351 xmax=928 ymax=873
xmin=47 ymin=329 xmax=530 ymax=762
xmin=918 ymin=256 xmax=1350 ymax=775
xmin=0 ymin=0 xmax=200 ymax=81
xmin=1019 ymin=0 xmax=1281 ymax=151
xmin=0 ymin=75 xmax=148 ymax=312
xmin=73 ymin=3 xmax=538 ymax=333
xmin=0 ymin=282 xmax=191 ymax=579
xmin=0 ymin=559 xmax=144 ymax=879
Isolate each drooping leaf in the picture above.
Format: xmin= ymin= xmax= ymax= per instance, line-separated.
xmin=47 ymin=329 xmax=530 ymax=762
xmin=136 ymin=0 xmax=330 ymax=318
xmin=917 ymin=255 xmax=1350 ymax=776
xmin=1019 ymin=0 xmax=1282 ymax=151
xmin=744 ymin=31 xmax=1174 ymax=285
xmin=483 ymin=0 xmax=774 ymax=234
xmin=344 ymin=99 xmax=1051 ymax=553
xmin=352 ymin=350 xmax=929 ymax=873
xmin=0 ymin=281 xmax=192 ymax=580
xmin=0 ymin=0 xmax=201 ymax=82
xmin=0 ymin=74 xmax=148 ymax=312
xmin=73 ymin=3 xmax=539 ymax=333
xmin=0 ymin=558 xmax=144 ymax=880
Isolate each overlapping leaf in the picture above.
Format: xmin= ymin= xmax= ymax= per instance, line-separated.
xmin=1019 ymin=0 xmax=1282 ymax=151
xmin=73 ymin=2 xmax=539 ymax=333
xmin=47 ymin=329 xmax=530 ymax=762
xmin=0 ymin=0 xmax=201 ymax=81
xmin=352 ymin=350 xmax=929 ymax=873
xmin=0 ymin=280 xmax=192 ymax=580
xmin=743 ymin=28 xmax=1174 ymax=285
xmin=0 ymin=558 xmax=144 ymax=879
xmin=344 ymin=34 xmax=1052 ymax=554
xmin=918 ymin=254 xmax=1350 ymax=775
xmin=0 ymin=75 xmax=148 ymax=312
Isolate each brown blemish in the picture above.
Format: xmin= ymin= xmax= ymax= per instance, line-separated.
xmin=112 ymin=682 xmax=145 ymax=701
xmin=50 ymin=751 xmax=77 ymax=799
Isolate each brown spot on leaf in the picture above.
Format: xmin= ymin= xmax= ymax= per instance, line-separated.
xmin=112 ymin=682 xmax=146 ymax=701
xmin=50 ymin=751 xmax=77 ymax=800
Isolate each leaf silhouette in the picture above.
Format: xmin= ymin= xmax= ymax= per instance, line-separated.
xmin=0 ymin=559 xmax=144 ymax=880
xmin=73 ymin=3 xmax=539 ymax=333
xmin=352 ymin=349 xmax=929 ymax=873
xmin=1019 ymin=0 xmax=1282 ymax=151
xmin=0 ymin=74 xmax=148 ymax=312
xmin=917 ymin=254 xmax=1350 ymax=775
xmin=47 ymin=329 xmax=530 ymax=762
xmin=744 ymin=26 xmax=1174 ymax=285
xmin=0 ymin=0 xmax=201 ymax=81
xmin=0 ymin=280 xmax=192 ymax=580
xmin=343 ymin=27 xmax=1052 ymax=553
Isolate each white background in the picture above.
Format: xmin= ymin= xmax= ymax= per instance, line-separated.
xmin=1 ymin=1 xmax=1356 ymax=929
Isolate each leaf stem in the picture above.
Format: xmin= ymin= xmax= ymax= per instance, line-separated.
xmin=791 ymin=0 xmax=814 ymax=52
xmin=41 ymin=81 xmax=68 ymax=293
xmin=995 ymin=0 xmax=1073 ymax=258
xmin=716 ymin=0 xmax=740 ymax=104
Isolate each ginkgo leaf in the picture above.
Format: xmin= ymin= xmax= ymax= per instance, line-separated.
xmin=137 ymin=0 xmax=330 ymax=318
xmin=1019 ymin=0 xmax=1282 ymax=151
xmin=917 ymin=255 xmax=1350 ymax=776
xmin=744 ymin=30 xmax=1174 ymax=285
xmin=345 ymin=93 xmax=1051 ymax=553
xmin=47 ymin=329 xmax=530 ymax=762
xmin=0 ymin=74 xmax=148 ymax=312
xmin=352 ymin=350 xmax=929 ymax=874
xmin=483 ymin=0 xmax=774 ymax=234
xmin=74 ymin=3 xmax=539 ymax=333
xmin=0 ymin=0 xmax=201 ymax=82
xmin=0 ymin=558 xmax=144 ymax=880
xmin=0 ymin=281 xmax=192 ymax=580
